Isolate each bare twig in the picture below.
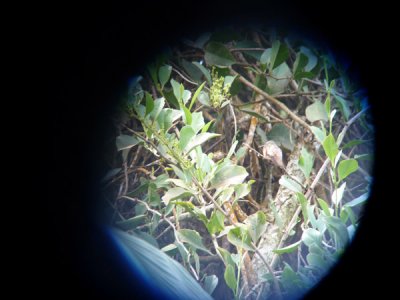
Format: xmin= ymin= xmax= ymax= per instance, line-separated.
xmin=251 ymin=242 xmax=282 ymax=300
xmin=230 ymin=67 xmax=312 ymax=133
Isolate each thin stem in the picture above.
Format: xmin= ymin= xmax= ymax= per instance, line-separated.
xmin=251 ymin=242 xmax=282 ymax=299
xmin=230 ymin=67 xmax=312 ymax=133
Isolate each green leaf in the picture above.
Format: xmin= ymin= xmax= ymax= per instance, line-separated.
xmin=267 ymin=123 xmax=295 ymax=151
xmin=210 ymin=165 xmax=249 ymax=189
xmin=245 ymin=211 xmax=267 ymax=243
xmin=115 ymin=215 xmax=147 ymax=230
xmin=184 ymin=132 xmax=220 ymax=153
xmin=323 ymin=215 xmax=349 ymax=249
xmin=239 ymin=106 xmax=269 ymax=122
xmin=204 ymin=275 xmax=218 ymax=296
xmin=260 ymin=48 xmax=271 ymax=66
xmin=217 ymin=247 xmax=235 ymax=267
xmin=149 ymin=97 xmax=165 ymax=121
xmin=273 ymin=240 xmax=301 ymax=254
xmin=267 ymin=62 xmax=292 ymax=94
xmin=300 ymin=47 xmax=318 ymax=71
xmin=227 ymin=227 xmax=254 ymax=251
xmin=205 ymin=41 xmax=236 ymax=67
xmin=161 ymin=243 xmax=178 ymax=253
xmin=182 ymin=105 xmax=192 ymax=125
xmin=148 ymin=184 xmax=161 ymax=207
xmin=302 ymin=228 xmax=322 ymax=247
xmin=116 ymin=135 xmax=139 ymax=151
xmin=177 ymin=229 xmax=211 ymax=254
xmin=306 ymin=253 xmax=328 ymax=271
xmin=306 ymin=101 xmax=328 ymax=123
xmin=202 ymin=120 xmax=214 ymax=133
xmin=206 ymin=210 xmax=225 ymax=235
xmin=189 ymin=81 xmax=206 ymax=111
xmin=322 ymin=133 xmax=338 ymax=166
xmin=296 ymin=192 xmax=308 ymax=223
xmin=311 ymin=126 xmax=326 ymax=143
xmin=317 ymin=198 xmax=331 ymax=216
xmin=279 ymin=176 xmax=303 ymax=193
xmin=159 ymin=65 xmax=172 ymax=88
xmin=224 ymin=265 xmax=237 ymax=292
xmin=298 ymin=147 xmax=314 ymax=179
xmin=234 ymin=182 xmax=253 ymax=201
xmin=192 ymin=62 xmax=212 ymax=86
xmin=181 ymin=59 xmax=203 ymax=83
xmin=171 ymin=79 xmax=182 ymax=101
xmin=191 ymin=112 xmax=205 ymax=134
xmin=163 ymin=89 xmax=180 ymax=108
xmin=293 ymin=52 xmax=309 ymax=80
xmin=179 ymin=125 xmax=196 ymax=151
xmin=162 ymin=187 xmax=192 ymax=205
xmin=197 ymin=91 xmax=211 ymax=107
xmin=331 ymin=182 xmax=346 ymax=206
xmin=344 ymin=192 xmax=369 ymax=208
xmin=269 ymin=40 xmax=289 ymax=71
xmin=158 ymin=108 xmax=182 ymax=130
xmin=338 ymin=159 xmax=359 ymax=182
xmin=145 ymin=92 xmax=154 ymax=116
xmin=333 ymin=93 xmax=351 ymax=121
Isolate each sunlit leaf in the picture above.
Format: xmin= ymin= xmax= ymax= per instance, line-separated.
xmin=267 ymin=62 xmax=292 ymax=94
xmin=331 ymin=182 xmax=346 ymax=206
xmin=206 ymin=210 xmax=225 ymax=235
xmin=338 ymin=159 xmax=358 ymax=182
xmin=197 ymin=91 xmax=211 ymax=107
xmin=311 ymin=126 xmax=326 ymax=143
xmin=189 ymin=81 xmax=206 ymax=111
xmin=224 ymin=265 xmax=237 ymax=292
xmin=177 ymin=229 xmax=211 ymax=254
xmin=302 ymin=228 xmax=322 ymax=247
xmin=245 ymin=211 xmax=267 ymax=243
xmin=296 ymin=192 xmax=308 ymax=223
xmin=210 ymin=165 xmax=249 ymax=189
xmin=322 ymin=133 xmax=338 ymax=166
xmin=317 ymin=198 xmax=331 ymax=216
xmin=306 ymin=101 xmax=328 ymax=123
xmin=204 ymin=275 xmax=218 ymax=296
xmin=184 ymin=132 xmax=220 ymax=153
xmin=344 ymin=192 xmax=369 ymax=208
xmin=298 ymin=147 xmax=314 ymax=179
xmin=273 ymin=240 xmax=301 ymax=254
xmin=191 ymin=112 xmax=205 ymax=134
xmin=162 ymin=187 xmax=192 ymax=205
xmin=279 ymin=176 xmax=303 ymax=193
xmin=227 ymin=227 xmax=254 ymax=251
xmin=171 ymin=79 xmax=183 ymax=101
xmin=323 ymin=215 xmax=349 ymax=249
xmin=217 ymin=246 xmax=235 ymax=267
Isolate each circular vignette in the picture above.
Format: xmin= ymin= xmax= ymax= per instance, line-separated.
xmin=96 ymin=24 xmax=375 ymax=300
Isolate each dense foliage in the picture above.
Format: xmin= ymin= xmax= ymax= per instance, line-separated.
xmin=102 ymin=27 xmax=374 ymax=300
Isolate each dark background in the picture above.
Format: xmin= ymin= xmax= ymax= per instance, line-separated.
xmin=47 ymin=1 xmax=390 ymax=299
